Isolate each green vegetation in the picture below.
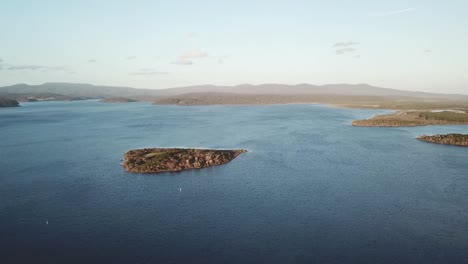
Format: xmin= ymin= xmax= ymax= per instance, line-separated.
xmin=0 ymin=97 xmax=20 ymax=107
xmin=418 ymin=111 xmax=468 ymax=122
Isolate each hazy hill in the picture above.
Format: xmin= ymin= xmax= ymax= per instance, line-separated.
xmin=152 ymin=92 xmax=468 ymax=110
xmin=0 ymin=83 xmax=157 ymax=98
xmin=1 ymin=82 xmax=467 ymax=100
xmin=154 ymin=83 xmax=468 ymax=100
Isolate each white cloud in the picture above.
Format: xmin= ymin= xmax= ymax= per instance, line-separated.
xmin=370 ymin=8 xmax=416 ymax=17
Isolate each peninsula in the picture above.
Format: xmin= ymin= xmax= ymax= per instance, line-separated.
xmin=122 ymin=148 xmax=247 ymax=173
xmin=417 ymin=134 xmax=468 ymax=147
xmin=0 ymin=98 xmax=20 ymax=107
xmin=352 ymin=110 xmax=468 ymax=127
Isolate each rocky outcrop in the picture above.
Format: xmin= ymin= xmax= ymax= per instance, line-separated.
xmin=122 ymin=148 xmax=247 ymax=173
xmin=0 ymin=98 xmax=20 ymax=107
xmin=417 ymin=134 xmax=468 ymax=147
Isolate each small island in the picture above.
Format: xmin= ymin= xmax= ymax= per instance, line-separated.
xmin=100 ymin=97 xmax=138 ymax=103
xmin=122 ymin=148 xmax=247 ymax=173
xmin=0 ymin=98 xmax=20 ymax=107
xmin=353 ymin=110 xmax=468 ymax=127
xmin=417 ymin=134 xmax=468 ymax=147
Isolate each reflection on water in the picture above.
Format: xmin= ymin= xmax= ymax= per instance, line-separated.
xmin=1 ymin=101 xmax=467 ymax=263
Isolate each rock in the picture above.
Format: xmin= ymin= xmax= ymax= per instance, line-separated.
xmin=417 ymin=134 xmax=468 ymax=147
xmin=122 ymin=148 xmax=247 ymax=173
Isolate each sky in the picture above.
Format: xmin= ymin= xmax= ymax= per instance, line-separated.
xmin=1 ymin=0 xmax=467 ymax=94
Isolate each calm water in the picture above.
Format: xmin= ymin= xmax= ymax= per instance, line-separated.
xmin=1 ymin=101 xmax=468 ymax=264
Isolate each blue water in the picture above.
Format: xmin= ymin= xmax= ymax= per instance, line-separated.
xmin=1 ymin=101 xmax=468 ymax=264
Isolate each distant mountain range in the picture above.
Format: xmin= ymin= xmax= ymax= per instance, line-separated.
xmin=0 ymin=82 xmax=467 ymax=101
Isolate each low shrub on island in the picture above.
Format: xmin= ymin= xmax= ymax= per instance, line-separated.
xmin=0 ymin=98 xmax=20 ymax=107
xmin=122 ymin=148 xmax=247 ymax=173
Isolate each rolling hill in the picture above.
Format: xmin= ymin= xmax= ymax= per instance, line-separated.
xmin=1 ymin=82 xmax=467 ymax=104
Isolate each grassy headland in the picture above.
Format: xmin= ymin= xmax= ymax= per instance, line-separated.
xmin=352 ymin=111 xmax=468 ymax=127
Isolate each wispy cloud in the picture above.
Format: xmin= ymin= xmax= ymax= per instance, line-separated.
xmin=126 ymin=56 xmax=137 ymax=60
xmin=88 ymin=59 xmax=96 ymax=63
xmin=333 ymin=41 xmax=359 ymax=55
xmin=172 ymin=49 xmax=208 ymax=65
xmin=335 ymin=48 xmax=357 ymax=55
xmin=181 ymin=50 xmax=208 ymax=59
xmin=129 ymin=68 xmax=168 ymax=76
xmin=7 ymin=65 xmax=46 ymax=70
xmin=370 ymin=8 xmax=416 ymax=17
xmin=1 ymin=64 xmax=74 ymax=74
xmin=172 ymin=58 xmax=193 ymax=65
xmin=333 ymin=41 xmax=359 ymax=48
xmin=0 ymin=58 xmax=3 ymax=63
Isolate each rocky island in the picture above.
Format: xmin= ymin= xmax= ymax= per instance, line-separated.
xmin=417 ymin=134 xmax=468 ymax=147
xmin=100 ymin=97 xmax=138 ymax=103
xmin=0 ymin=98 xmax=20 ymax=107
xmin=122 ymin=148 xmax=247 ymax=173
xmin=353 ymin=110 xmax=468 ymax=127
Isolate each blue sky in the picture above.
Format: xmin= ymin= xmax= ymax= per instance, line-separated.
xmin=1 ymin=0 xmax=467 ymax=93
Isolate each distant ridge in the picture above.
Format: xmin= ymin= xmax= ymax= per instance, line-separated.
xmin=0 ymin=82 xmax=467 ymax=100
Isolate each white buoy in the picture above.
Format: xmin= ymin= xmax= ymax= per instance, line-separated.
xmin=179 ymin=187 xmax=182 ymax=192
xmin=46 ymin=220 xmax=48 ymax=225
